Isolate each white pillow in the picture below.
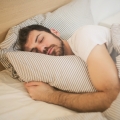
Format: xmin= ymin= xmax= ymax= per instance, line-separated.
xmin=0 ymin=0 xmax=94 ymax=78
xmin=90 ymin=0 xmax=120 ymax=24
xmin=99 ymin=12 xmax=120 ymax=28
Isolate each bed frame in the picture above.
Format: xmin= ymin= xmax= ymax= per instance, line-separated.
xmin=0 ymin=0 xmax=72 ymax=71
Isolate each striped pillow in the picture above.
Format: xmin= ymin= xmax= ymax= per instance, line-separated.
xmin=111 ymin=23 xmax=120 ymax=54
xmin=6 ymin=51 xmax=96 ymax=93
xmin=0 ymin=0 xmax=94 ymax=78
xmin=103 ymin=92 xmax=120 ymax=120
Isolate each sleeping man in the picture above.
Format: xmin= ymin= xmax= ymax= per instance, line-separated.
xmin=18 ymin=24 xmax=120 ymax=112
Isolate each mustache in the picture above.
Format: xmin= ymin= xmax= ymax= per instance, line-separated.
xmin=43 ymin=44 xmax=55 ymax=54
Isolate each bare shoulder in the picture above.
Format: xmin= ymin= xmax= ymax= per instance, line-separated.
xmin=87 ymin=44 xmax=120 ymax=91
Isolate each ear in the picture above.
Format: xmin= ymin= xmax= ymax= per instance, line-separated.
xmin=50 ymin=28 xmax=60 ymax=37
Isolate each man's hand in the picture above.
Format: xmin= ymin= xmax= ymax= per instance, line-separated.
xmin=24 ymin=82 xmax=55 ymax=102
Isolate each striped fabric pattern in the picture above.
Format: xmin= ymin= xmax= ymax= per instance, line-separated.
xmin=55 ymin=113 xmax=107 ymax=120
xmin=42 ymin=0 xmax=94 ymax=40
xmin=0 ymin=16 xmax=44 ymax=78
xmin=111 ymin=24 xmax=120 ymax=78
xmin=101 ymin=23 xmax=120 ymax=120
xmin=6 ymin=52 xmax=96 ymax=93
xmin=0 ymin=0 xmax=94 ymax=78
xmin=103 ymin=93 xmax=120 ymax=120
xmin=116 ymin=55 xmax=120 ymax=78
xmin=111 ymin=23 xmax=120 ymax=54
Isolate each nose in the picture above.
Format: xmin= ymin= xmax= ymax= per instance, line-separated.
xmin=36 ymin=44 xmax=47 ymax=54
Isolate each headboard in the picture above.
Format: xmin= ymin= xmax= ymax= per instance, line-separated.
xmin=0 ymin=0 xmax=72 ymax=71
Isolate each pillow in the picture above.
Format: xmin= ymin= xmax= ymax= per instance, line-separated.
xmin=111 ymin=23 xmax=120 ymax=54
xmin=111 ymin=24 xmax=120 ymax=77
xmin=0 ymin=0 xmax=94 ymax=78
xmin=90 ymin=0 xmax=120 ymax=24
xmin=6 ymin=51 xmax=96 ymax=93
xmin=99 ymin=12 xmax=120 ymax=28
xmin=42 ymin=0 xmax=94 ymax=40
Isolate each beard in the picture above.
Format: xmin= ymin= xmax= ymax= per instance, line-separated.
xmin=43 ymin=34 xmax=64 ymax=56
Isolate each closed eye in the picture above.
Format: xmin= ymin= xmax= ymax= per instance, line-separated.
xmin=39 ymin=37 xmax=44 ymax=43
xmin=31 ymin=48 xmax=38 ymax=53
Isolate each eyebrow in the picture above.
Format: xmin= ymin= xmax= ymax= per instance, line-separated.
xmin=30 ymin=34 xmax=41 ymax=52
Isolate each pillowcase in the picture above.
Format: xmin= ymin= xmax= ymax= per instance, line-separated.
xmin=111 ymin=24 xmax=120 ymax=78
xmin=0 ymin=0 xmax=94 ymax=78
xmin=111 ymin=23 xmax=120 ymax=54
xmin=90 ymin=0 xmax=120 ymax=24
xmin=6 ymin=51 xmax=96 ymax=93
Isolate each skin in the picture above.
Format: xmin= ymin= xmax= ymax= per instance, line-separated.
xmin=24 ymin=28 xmax=120 ymax=112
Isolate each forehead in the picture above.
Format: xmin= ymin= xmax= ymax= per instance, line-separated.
xmin=28 ymin=30 xmax=41 ymax=39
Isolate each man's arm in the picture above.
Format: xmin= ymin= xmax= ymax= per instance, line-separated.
xmin=25 ymin=44 xmax=120 ymax=112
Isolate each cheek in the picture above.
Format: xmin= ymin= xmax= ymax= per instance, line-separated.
xmin=52 ymin=38 xmax=60 ymax=45
xmin=45 ymin=35 xmax=60 ymax=45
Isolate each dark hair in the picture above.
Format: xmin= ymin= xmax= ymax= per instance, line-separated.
xmin=17 ymin=24 xmax=51 ymax=51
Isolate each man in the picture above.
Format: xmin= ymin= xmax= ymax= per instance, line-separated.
xmin=18 ymin=24 xmax=120 ymax=112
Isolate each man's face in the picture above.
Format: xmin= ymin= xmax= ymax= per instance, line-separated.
xmin=24 ymin=30 xmax=64 ymax=56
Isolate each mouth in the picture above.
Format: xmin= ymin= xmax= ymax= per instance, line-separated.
xmin=47 ymin=47 xmax=54 ymax=55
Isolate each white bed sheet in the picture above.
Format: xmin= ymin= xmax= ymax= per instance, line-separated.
xmin=0 ymin=70 xmax=77 ymax=120
xmin=1 ymin=70 xmax=117 ymax=120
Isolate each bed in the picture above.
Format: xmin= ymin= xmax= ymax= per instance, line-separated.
xmin=0 ymin=0 xmax=120 ymax=120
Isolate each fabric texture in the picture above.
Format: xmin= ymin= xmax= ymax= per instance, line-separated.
xmin=0 ymin=70 xmax=77 ymax=120
xmin=102 ymin=23 xmax=120 ymax=120
xmin=55 ymin=112 xmax=107 ymax=120
xmin=68 ymin=25 xmax=111 ymax=62
xmin=103 ymin=92 xmax=120 ymax=120
xmin=0 ymin=0 xmax=94 ymax=78
xmin=111 ymin=24 xmax=120 ymax=77
xmin=111 ymin=23 xmax=120 ymax=54
xmin=6 ymin=52 xmax=96 ymax=93
xmin=90 ymin=0 xmax=120 ymax=24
